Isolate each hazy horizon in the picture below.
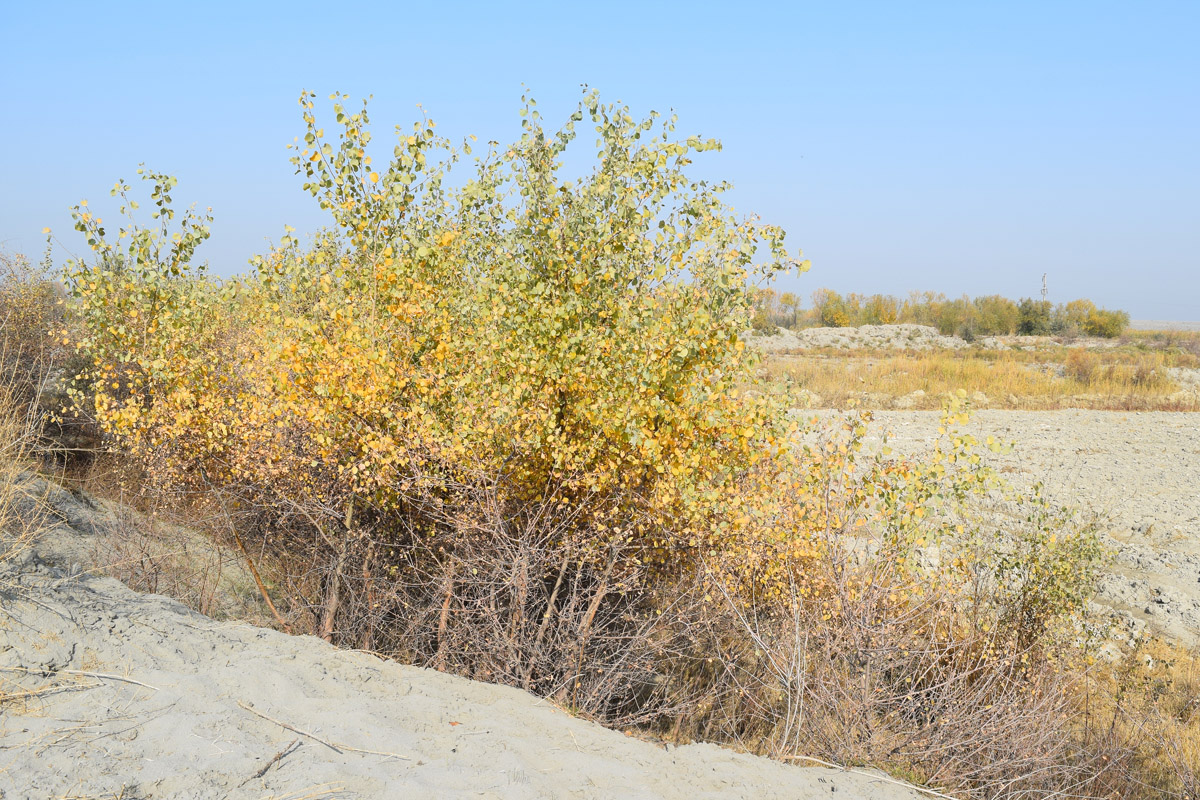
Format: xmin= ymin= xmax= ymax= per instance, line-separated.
xmin=2 ymin=1 xmax=1196 ymax=320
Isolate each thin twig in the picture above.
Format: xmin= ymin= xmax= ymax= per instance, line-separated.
xmin=237 ymin=701 xmax=411 ymax=761
xmin=0 ymin=666 xmax=159 ymax=691
xmin=238 ymin=702 xmax=343 ymax=753
xmin=240 ymin=738 xmax=301 ymax=785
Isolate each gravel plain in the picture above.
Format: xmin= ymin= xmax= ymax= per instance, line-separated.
xmin=1129 ymin=320 xmax=1200 ymax=332
xmin=752 ymin=324 xmax=968 ymax=352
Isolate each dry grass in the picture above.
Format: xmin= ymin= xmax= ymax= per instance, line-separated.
xmin=56 ymin=454 xmax=287 ymax=626
xmin=674 ymin=557 xmax=1111 ymax=798
xmin=0 ymin=380 xmax=45 ymax=583
xmin=765 ymin=346 xmax=1199 ymax=411
xmin=1122 ymin=328 xmax=1200 ymax=361
xmin=1077 ymin=639 xmax=1200 ymax=799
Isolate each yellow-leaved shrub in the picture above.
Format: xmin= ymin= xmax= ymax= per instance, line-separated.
xmin=66 ymin=91 xmax=813 ymax=695
xmin=61 ymin=92 xmax=1160 ymax=797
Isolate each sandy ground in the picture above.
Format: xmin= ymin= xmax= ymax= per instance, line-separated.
xmin=0 ymin=475 xmax=924 ymax=799
xmin=844 ymin=410 xmax=1200 ymax=648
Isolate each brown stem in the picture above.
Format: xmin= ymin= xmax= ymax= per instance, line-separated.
xmin=525 ymin=552 xmax=570 ymax=690
xmin=204 ymin=472 xmax=291 ymax=634
xmin=435 ymin=559 xmax=456 ymax=671
xmin=360 ymin=538 xmax=376 ymax=652
xmin=318 ymin=498 xmax=357 ymax=644
xmin=318 ymin=541 xmax=346 ymax=643
xmin=508 ymin=548 xmax=529 ymax=646
xmin=572 ymin=547 xmax=619 ymax=707
xmin=231 ymin=527 xmax=290 ymax=632
xmin=579 ymin=548 xmax=619 ymax=644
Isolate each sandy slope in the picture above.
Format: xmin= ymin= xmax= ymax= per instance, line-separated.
xmin=0 ymin=476 xmax=922 ymax=800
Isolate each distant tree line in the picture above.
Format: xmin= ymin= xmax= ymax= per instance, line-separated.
xmin=749 ymin=288 xmax=1130 ymax=339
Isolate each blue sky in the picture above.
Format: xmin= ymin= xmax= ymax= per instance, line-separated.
xmin=2 ymin=1 xmax=1196 ymax=318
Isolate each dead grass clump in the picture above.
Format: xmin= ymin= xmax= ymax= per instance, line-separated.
xmin=675 ymin=568 xmax=1110 ymax=797
xmin=0 ymin=250 xmax=97 ymax=464
xmin=1063 ymin=348 xmax=1100 ymax=384
xmin=672 ymin=541 xmax=1108 ymax=789
xmin=0 ymin=254 xmax=55 ymax=579
xmin=0 ymin=388 xmax=41 ymax=579
xmin=0 ymin=252 xmax=61 ymax=412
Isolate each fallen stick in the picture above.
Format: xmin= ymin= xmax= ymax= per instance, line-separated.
xmin=334 ymin=743 xmax=410 ymax=760
xmin=239 ymin=738 xmax=301 ymax=786
xmin=236 ymin=702 xmax=410 ymax=761
xmin=0 ymin=682 xmax=101 ymax=703
xmin=238 ymin=702 xmax=343 ymax=754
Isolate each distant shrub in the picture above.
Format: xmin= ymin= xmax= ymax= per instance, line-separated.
xmin=1084 ymin=308 xmax=1130 ymax=338
xmin=974 ymin=294 xmax=1020 ymax=335
xmin=861 ymin=293 xmax=899 ymax=324
xmin=932 ymin=297 xmax=970 ymax=336
xmin=749 ymin=286 xmax=794 ymax=332
xmin=811 ymin=288 xmax=851 ymax=327
xmin=794 ymin=289 xmax=1125 ymax=341
xmin=1017 ymin=298 xmax=1053 ymax=336
xmin=1057 ymin=298 xmax=1096 ymax=334
xmin=1064 ymin=349 xmax=1100 ymax=385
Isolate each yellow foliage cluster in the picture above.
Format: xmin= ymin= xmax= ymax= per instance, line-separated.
xmin=64 ymin=94 xmax=1102 ymax=640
